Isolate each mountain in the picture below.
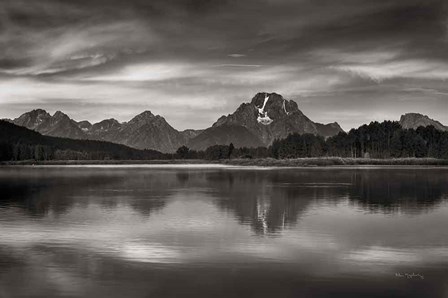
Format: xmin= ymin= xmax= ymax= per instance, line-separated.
xmin=86 ymin=118 xmax=122 ymax=141
xmin=12 ymin=109 xmax=87 ymax=139
xmin=107 ymin=111 xmax=186 ymax=153
xmin=82 ymin=112 xmax=203 ymax=152
xmin=77 ymin=120 xmax=92 ymax=131
xmin=11 ymin=110 xmax=198 ymax=153
xmin=188 ymin=92 xmax=343 ymax=150
xmin=0 ymin=120 xmax=165 ymax=161
xmin=188 ymin=125 xmax=265 ymax=150
xmin=180 ymin=129 xmax=204 ymax=140
xmin=399 ymin=113 xmax=448 ymax=131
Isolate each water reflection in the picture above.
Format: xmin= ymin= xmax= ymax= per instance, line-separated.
xmin=206 ymin=171 xmax=317 ymax=235
xmin=0 ymin=167 xmax=183 ymax=217
xmin=0 ymin=166 xmax=448 ymax=298
xmin=205 ymin=168 xmax=448 ymax=234
xmin=348 ymin=169 xmax=448 ymax=213
xmin=1 ymin=167 xmax=448 ymax=230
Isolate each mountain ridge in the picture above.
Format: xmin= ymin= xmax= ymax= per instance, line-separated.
xmin=399 ymin=113 xmax=448 ymax=131
xmin=10 ymin=109 xmax=201 ymax=153
xmin=9 ymin=92 xmax=346 ymax=152
xmin=10 ymin=93 xmax=446 ymax=153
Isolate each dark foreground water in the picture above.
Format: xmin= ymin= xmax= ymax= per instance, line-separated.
xmin=1 ymin=165 xmax=448 ymax=298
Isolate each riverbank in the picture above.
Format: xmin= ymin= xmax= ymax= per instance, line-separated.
xmin=0 ymin=159 xmax=216 ymax=166
xmin=2 ymin=157 xmax=448 ymax=167
xmin=223 ymin=157 xmax=448 ymax=167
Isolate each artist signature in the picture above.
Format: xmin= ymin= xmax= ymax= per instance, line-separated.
xmin=395 ymin=272 xmax=424 ymax=280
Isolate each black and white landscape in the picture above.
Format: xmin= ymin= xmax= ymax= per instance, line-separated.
xmin=5 ymin=92 xmax=344 ymax=152
xmin=1 ymin=1 xmax=448 ymax=298
xmin=2 ymin=92 xmax=448 ymax=160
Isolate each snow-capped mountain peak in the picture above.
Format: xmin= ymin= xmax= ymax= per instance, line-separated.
xmin=257 ymin=94 xmax=273 ymax=125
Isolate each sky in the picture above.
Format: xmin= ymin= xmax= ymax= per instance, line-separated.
xmin=1 ymin=0 xmax=448 ymax=130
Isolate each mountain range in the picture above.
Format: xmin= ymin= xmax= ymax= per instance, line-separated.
xmin=6 ymin=92 xmax=447 ymax=153
xmin=10 ymin=109 xmax=202 ymax=153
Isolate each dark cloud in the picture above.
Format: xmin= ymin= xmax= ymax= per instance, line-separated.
xmin=1 ymin=0 xmax=448 ymax=129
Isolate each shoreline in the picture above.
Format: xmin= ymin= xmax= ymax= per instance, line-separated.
xmin=2 ymin=157 xmax=448 ymax=167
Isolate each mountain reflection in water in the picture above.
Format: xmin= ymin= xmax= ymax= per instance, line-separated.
xmin=0 ymin=166 xmax=447 ymax=298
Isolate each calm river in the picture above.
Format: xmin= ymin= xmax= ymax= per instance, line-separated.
xmin=1 ymin=165 xmax=448 ymax=297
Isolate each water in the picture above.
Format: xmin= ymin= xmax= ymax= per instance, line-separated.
xmin=1 ymin=165 xmax=448 ymax=297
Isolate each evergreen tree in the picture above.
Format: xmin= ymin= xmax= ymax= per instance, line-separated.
xmin=176 ymin=146 xmax=190 ymax=159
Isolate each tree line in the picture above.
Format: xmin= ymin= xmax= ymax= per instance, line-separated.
xmin=1 ymin=120 xmax=447 ymax=161
xmin=273 ymin=121 xmax=448 ymax=159
xmin=177 ymin=121 xmax=448 ymax=160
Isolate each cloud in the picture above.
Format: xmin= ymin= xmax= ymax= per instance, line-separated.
xmin=228 ymin=54 xmax=246 ymax=58
xmin=1 ymin=0 xmax=448 ymax=129
xmin=317 ymin=48 xmax=448 ymax=82
xmin=0 ymin=14 xmax=156 ymax=75
xmin=214 ymin=64 xmax=262 ymax=68
xmin=83 ymin=63 xmax=195 ymax=82
xmin=333 ymin=59 xmax=448 ymax=82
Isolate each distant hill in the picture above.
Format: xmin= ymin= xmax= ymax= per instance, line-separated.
xmin=12 ymin=109 xmax=86 ymax=139
xmin=188 ymin=92 xmax=343 ymax=150
xmin=10 ymin=110 xmax=201 ymax=153
xmin=0 ymin=120 xmax=165 ymax=161
xmin=94 ymin=111 xmax=186 ymax=153
xmin=399 ymin=113 xmax=448 ymax=131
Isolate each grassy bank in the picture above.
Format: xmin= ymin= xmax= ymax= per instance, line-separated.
xmin=1 ymin=157 xmax=448 ymax=167
xmin=223 ymin=157 xmax=448 ymax=167
xmin=0 ymin=159 xmax=217 ymax=166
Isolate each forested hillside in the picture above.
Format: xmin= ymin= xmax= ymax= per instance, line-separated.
xmin=0 ymin=120 xmax=166 ymax=161
xmin=270 ymin=121 xmax=448 ymax=159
